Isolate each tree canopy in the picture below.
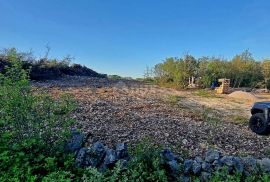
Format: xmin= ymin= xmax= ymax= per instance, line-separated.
xmin=153 ymin=50 xmax=267 ymax=89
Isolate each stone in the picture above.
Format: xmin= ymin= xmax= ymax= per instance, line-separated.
xmin=65 ymin=130 xmax=84 ymax=153
xmin=258 ymin=158 xmax=270 ymax=173
xmin=100 ymin=149 xmax=117 ymax=171
xmin=75 ymin=147 xmax=87 ymax=167
xmin=184 ymin=159 xmax=193 ymax=174
xmin=220 ymin=156 xmax=235 ymax=166
xmin=116 ymin=143 xmax=129 ymax=159
xmin=195 ymin=156 xmax=203 ymax=163
xmin=86 ymin=142 xmax=106 ymax=167
xmin=205 ymin=150 xmax=220 ymax=163
xmin=213 ymin=159 xmax=223 ymax=170
xmin=227 ymin=166 xmax=234 ymax=174
xmin=182 ymin=139 xmax=188 ymax=145
xmin=161 ymin=148 xmax=178 ymax=161
xmin=181 ymin=175 xmax=191 ymax=182
xmin=202 ymin=162 xmax=211 ymax=172
xmin=167 ymin=160 xmax=180 ymax=179
xmin=200 ymin=172 xmax=211 ymax=182
xmin=233 ymin=157 xmax=244 ymax=173
xmin=242 ymin=156 xmax=258 ymax=174
xmin=192 ymin=161 xmax=202 ymax=175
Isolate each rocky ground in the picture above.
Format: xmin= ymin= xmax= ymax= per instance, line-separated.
xmin=32 ymin=76 xmax=270 ymax=158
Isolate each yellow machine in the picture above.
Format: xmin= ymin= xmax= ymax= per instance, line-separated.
xmin=216 ymin=78 xmax=230 ymax=94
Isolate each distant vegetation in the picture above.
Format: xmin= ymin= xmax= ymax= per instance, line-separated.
xmin=108 ymin=74 xmax=133 ymax=81
xmin=0 ymin=48 xmax=106 ymax=81
xmin=151 ymin=50 xmax=270 ymax=89
xmin=1 ymin=48 xmax=270 ymax=181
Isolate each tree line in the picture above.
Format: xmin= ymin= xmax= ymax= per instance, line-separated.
xmin=149 ymin=50 xmax=270 ymax=89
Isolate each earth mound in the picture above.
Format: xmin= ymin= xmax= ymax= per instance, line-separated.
xmin=228 ymin=91 xmax=257 ymax=101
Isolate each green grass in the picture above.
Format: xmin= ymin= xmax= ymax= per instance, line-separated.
xmin=201 ymin=106 xmax=220 ymax=125
xmin=231 ymin=115 xmax=249 ymax=124
xmin=165 ymin=95 xmax=184 ymax=105
xmin=195 ymin=89 xmax=219 ymax=98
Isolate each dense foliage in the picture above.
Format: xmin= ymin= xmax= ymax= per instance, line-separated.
xmin=1 ymin=49 xmax=270 ymax=181
xmin=0 ymin=49 xmax=77 ymax=181
xmin=153 ymin=50 xmax=270 ymax=89
xmin=0 ymin=48 xmax=106 ymax=81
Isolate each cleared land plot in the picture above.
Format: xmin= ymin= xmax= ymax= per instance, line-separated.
xmin=32 ymin=77 xmax=270 ymax=158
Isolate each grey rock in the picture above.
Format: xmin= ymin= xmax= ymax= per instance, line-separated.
xmin=181 ymin=175 xmax=191 ymax=182
xmin=103 ymin=149 xmax=117 ymax=165
xmin=75 ymin=147 xmax=87 ymax=167
xmin=205 ymin=150 xmax=220 ymax=163
xmin=192 ymin=161 xmax=202 ymax=175
xmin=200 ymin=172 xmax=211 ymax=182
xmin=86 ymin=142 xmax=106 ymax=167
xmin=116 ymin=143 xmax=129 ymax=159
xmin=65 ymin=130 xmax=84 ymax=153
xmin=221 ymin=156 xmax=234 ymax=166
xmin=195 ymin=156 xmax=203 ymax=163
xmin=233 ymin=157 xmax=244 ymax=173
xmin=161 ymin=148 xmax=177 ymax=161
xmin=242 ymin=156 xmax=258 ymax=174
xmin=202 ymin=162 xmax=212 ymax=172
xmin=184 ymin=159 xmax=193 ymax=174
xmin=100 ymin=149 xmax=117 ymax=172
xmin=167 ymin=160 xmax=180 ymax=178
xmin=213 ymin=159 xmax=223 ymax=170
xmin=227 ymin=166 xmax=234 ymax=174
xmin=161 ymin=148 xmax=182 ymax=163
xmin=258 ymin=158 xmax=270 ymax=173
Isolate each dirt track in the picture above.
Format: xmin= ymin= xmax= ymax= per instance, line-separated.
xmin=32 ymin=77 xmax=270 ymax=158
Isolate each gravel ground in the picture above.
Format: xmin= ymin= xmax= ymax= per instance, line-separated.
xmin=32 ymin=76 xmax=270 ymax=158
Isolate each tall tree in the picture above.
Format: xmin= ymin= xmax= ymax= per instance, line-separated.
xmin=261 ymin=59 xmax=270 ymax=90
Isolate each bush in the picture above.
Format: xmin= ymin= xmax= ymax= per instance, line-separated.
xmin=0 ymin=48 xmax=107 ymax=81
xmin=0 ymin=48 xmax=268 ymax=182
xmin=0 ymin=50 xmax=77 ymax=181
xmin=81 ymin=141 xmax=168 ymax=182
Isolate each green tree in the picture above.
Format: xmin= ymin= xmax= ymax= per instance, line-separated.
xmin=261 ymin=59 xmax=270 ymax=90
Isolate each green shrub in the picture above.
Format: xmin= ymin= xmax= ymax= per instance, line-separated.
xmin=0 ymin=50 xmax=77 ymax=181
xmin=81 ymin=141 xmax=168 ymax=182
xmin=165 ymin=95 xmax=183 ymax=105
xmin=125 ymin=141 xmax=168 ymax=182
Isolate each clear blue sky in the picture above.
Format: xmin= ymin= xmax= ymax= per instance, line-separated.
xmin=1 ymin=0 xmax=270 ymax=78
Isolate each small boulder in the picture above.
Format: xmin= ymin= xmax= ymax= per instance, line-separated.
xmin=75 ymin=147 xmax=87 ymax=167
xmin=258 ymin=158 xmax=270 ymax=173
xmin=181 ymin=175 xmax=191 ymax=182
xmin=192 ymin=161 xmax=202 ymax=175
xmin=195 ymin=156 xmax=203 ymax=163
xmin=220 ymin=156 xmax=234 ymax=166
xmin=167 ymin=160 xmax=180 ymax=179
xmin=205 ymin=150 xmax=220 ymax=163
xmin=212 ymin=159 xmax=223 ymax=170
xmin=86 ymin=142 xmax=106 ymax=167
xmin=200 ymin=172 xmax=211 ymax=182
xmin=100 ymin=149 xmax=117 ymax=172
xmin=202 ymin=162 xmax=212 ymax=172
xmin=242 ymin=156 xmax=259 ymax=174
xmin=65 ymin=130 xmax=84 ymax=153
xmin=161 ymin=148 xmax=182 ymax=162
xmin=233 ymin=157 xmax=244 ymax=173
xmin=116 ymin=143 xmax=129 ymax=160
xmin=184 ymin=160 xmax=193 ymax=174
